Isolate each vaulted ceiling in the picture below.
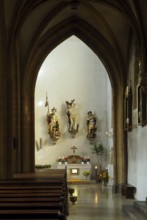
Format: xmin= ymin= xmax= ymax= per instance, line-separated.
xmin=4 ymin=0 xmax=147 ymax=86
xmin=3 ymin=0 xmax=147 ymax=178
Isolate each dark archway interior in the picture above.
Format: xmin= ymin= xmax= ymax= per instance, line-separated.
xmin=1 ymin=1 xmax=147 ymax=199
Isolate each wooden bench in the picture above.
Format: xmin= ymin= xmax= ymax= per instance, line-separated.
xmin=0 ymin=169 xmax=68 ymax=219
xmin=0 ymin=191 xmax=66 ymax=208
xmin=0 ymin=189 xmax=64 ymax=194
xmin=0 ymin=188 xmax=67 ymax=214
xmin=0 ymin=192 xmax=64 ymax=197
xmin=0 ymin=209 xmax=65 ymax=220
xmin=12 ymin=169 xmax=67 ymax=183
xmin=0 ymin=189 xmax=66 ymax=207
xmin=0 ymin=202 xmax=64 ymax=211
xmin=0 ymin=197 xmax=64 ymax=203
xmin=0 ymin=185 xmax=64 ymax=190
xmin=121 ymin=184 xmax=136 ymax=199
xmin=0 ymin=180 xmax=66 ymax=186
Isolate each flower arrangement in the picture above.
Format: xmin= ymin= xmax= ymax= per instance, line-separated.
xmin=81 ymin=156 xmax=90 ymax=164
xmin=83 ymin=170 xmax=90 ymax=179
xmin=57 ymin=156 xmax=68 ymax=164
xmin=99 ymin=170 xmax=108 ymax=184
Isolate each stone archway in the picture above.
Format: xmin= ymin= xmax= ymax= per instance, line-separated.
xmin=20 ymin=18 xmax=126 ymax=187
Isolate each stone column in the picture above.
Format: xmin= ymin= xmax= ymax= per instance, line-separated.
xmin=0 ymin=0 xmax=13 ymax=179
xmin=21 ymin=93 xmax=35 ymax=173
xmin=112 ymin=87 xmax=126 ymax=192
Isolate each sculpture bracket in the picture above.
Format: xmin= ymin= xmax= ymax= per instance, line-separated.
xmin=49 ymin=135 xmax=60 ymax=144
xmin=87 ymin=137 xmax=96 ymax=145
xmin=68 ymin=129 xmax=78 ymax=138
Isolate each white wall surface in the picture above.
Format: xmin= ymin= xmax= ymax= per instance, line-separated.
xmin=128 ymin=109 xmax=147 ymax=200
xmin=35 ymin=36 xmax=112 ymax=171
xmin=127 ymin=36 xmax=147 ymax=201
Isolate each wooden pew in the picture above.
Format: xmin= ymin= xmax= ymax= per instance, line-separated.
xmin=0 ymin=186 xmax=68 ymax=215
xmin=0 ymin=202 xmax=64 ymax=212
xmin=0 ymin=169 xmax=68 ymax=219
xmin=0 ymin=192 xmax=64 ymax=198
xmin=0 ymin=180 xmax=66 ymax=186
xmin=13 ymin=169 xmax=67 ymax=182
xmin=0 ymin=189 xmax=63 ymax=194
xmin=0 ymin=185 xmax=64 ymax=190
xmin=0 ymin=197 xmax=64 ymax=203
xmin=0 ymin=209 xmax=65 ymax=220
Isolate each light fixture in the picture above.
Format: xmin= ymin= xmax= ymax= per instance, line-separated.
xmin=106 ymin=130 xmax=113 ymax=137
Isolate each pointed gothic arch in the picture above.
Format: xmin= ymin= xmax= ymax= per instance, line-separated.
xmin=17 ymin=17 xmax=126 ymax=188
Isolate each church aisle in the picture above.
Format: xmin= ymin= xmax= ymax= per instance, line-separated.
xmin=67 ymin=183 xmax=133 ymax=220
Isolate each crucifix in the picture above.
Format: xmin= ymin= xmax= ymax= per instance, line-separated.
xmin=71 ymin=146 xmax=77 ymax=155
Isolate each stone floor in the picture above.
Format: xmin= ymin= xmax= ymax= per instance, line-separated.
xmin=67 ymin=182 xmax=134 ymax=220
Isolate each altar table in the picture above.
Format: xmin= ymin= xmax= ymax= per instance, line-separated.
xmin=57 ymin=163 xmax=92 ymax=180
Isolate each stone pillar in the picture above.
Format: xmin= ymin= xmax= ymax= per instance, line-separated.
xmin=112 ymin=87 xmax=126 ymax=192
xmin=0 ymin=0 xmax=13 ymax=179
xmin=21 ymin=93 xmax=35 ymax=173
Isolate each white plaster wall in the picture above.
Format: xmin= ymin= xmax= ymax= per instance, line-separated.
xmin=128 ymin=110 xmax=147 ymax=200
xmin=127 ymin=36 xmax=147 ymax=200
xmin=106 ymin=77 xmax=113 ymax=150
xmin=35 ymin=36 xmax=111 ymax=170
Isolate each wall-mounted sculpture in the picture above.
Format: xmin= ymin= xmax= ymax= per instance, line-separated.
xmin=46 ymin=107 xmax=61 ymax=143
xmin=86 ymin=111 xmax=97 ymax=141
xmin=65 ymin=99 xmax=79 ymax=137
xmin=45 ymin=94 xmax=61 ymax=143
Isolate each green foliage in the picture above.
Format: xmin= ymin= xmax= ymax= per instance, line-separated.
xmin=83 ymin=170 xmax=90 ymax=177
xmin=91 ymin=143 xmax=107 ymax=171
xmin=35 ymin=164 xmax=51 ymax=169
xmin=91 ymin=143 xmax=106 ymax=155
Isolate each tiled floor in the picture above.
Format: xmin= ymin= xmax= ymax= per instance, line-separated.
xmin=67 ymin=182 xmax=134 ymax=220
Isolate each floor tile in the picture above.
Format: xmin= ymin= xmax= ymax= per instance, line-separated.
xmin=67 ymin=183 xmax=133 ymax=220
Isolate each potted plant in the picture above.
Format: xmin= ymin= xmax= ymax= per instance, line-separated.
xmin=99 ymin=169 xmax=108 ymax=185
xmin=91 ymin=143 xmax=107 ymax=181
